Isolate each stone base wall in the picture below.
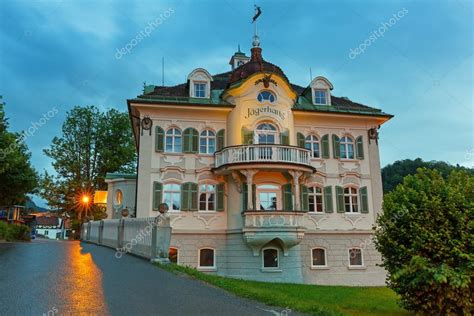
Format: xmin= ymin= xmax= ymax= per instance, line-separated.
xmin=170 ymin=231 xmax=386 ymax=286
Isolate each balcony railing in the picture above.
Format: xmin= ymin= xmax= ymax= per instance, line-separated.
xmin=215 ymin=145 xmax=312 ymax=169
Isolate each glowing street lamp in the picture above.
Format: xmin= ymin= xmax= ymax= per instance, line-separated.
xmin=82 ymin=195 xmax=90 ymax=205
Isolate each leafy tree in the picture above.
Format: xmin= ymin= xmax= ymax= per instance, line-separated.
xmin=0 ymin=97 xmax=38 ymax=205
xmin=382 ymin=158 xmax=474 ymax=193
xmin=39 ymin=105 xmax=136 ymax=220
xmin=375 ymin=168 xmax=473 ymax=314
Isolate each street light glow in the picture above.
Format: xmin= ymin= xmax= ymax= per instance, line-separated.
xmin=82 ymin=195 xmax=90 ymax=204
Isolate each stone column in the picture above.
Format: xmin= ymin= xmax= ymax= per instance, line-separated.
xmin=289 ymin=170 xmax=303 ymax=211
xmin=241 ymin=169 xmax=258 ymax=210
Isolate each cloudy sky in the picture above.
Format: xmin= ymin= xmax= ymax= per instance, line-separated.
xmin=0 ymin=0 xmax=472 ymax=207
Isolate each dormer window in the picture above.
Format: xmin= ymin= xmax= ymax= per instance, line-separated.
xmin=257 ymin=91 xmax=276 ymax=103
xmin=314 ymin=90 xmax=327 ymax=105
xmin=187 ymin=68 xmax=213 ymax=99
xmin=310 ymin=76 xmax=333 ymax=106
xmin=194 ymin=82 xmax=206 ymax=98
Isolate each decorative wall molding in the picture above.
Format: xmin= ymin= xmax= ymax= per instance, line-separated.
xmin=163 ymin=155 xmax=184 ymax=165
xmin=341 ymin=214 xmax=366 ymax=228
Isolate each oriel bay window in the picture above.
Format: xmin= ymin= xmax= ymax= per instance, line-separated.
xmin=243 ymin=183 xmax=292 ymax=211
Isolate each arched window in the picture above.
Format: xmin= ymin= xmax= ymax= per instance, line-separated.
xmin=340 ymin=136 xmax=355 ymax=159
xmin=344 ymin=187 xmax=359 ymax=213
xmin=305 ymin=135 xmax=320 ymax=158
xmin=199 ymin=184 xmax=215 ymax=211
xmin=308 ymin=186 xmax=324 ymax=213
xmin=199 ymin=130 xmax=216 ymax=154
xmin=198 ymin=248 xmax=216 ymax=269
xmin=169 ymin=247 xmax=179 ymax=264
xmin=262 ymin=248 xmax=279 ymax=269
xmin=255 ymin=123 xmax=278 ymax=144
xmin=311 ymin=248 xmax=327 ymax=267
xmin=163 ymin=183 xmax=181 ymax=212
xmin=165 ymin=128 xmax=182 ymax=153
xmin=114 ymin=190 xmax=123 ymax=206
xmin=257 ymin=91 xmax=276 ymax=103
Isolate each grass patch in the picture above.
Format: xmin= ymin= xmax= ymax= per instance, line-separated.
xmin=0 ymin=221 xmax=31 ymax=242
xmin=156 ymin=263 xmax=410 ymax=316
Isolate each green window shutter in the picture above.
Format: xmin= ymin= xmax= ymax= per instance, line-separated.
xmin=155 ymin=126 xmax=164 ymax=152
xmin=181 ymin=183 xmax=189 ymax=211
xmin=252 ymin=184 xmax=256 ymax=210
xmin=191 ymin=129 xmax=199 ymax=153
xmin=282 ymin=183 xmax=293 ymax=211
xmin=336 ymin=186 xmax=344 ymax=213
xmin=332 ymin=135 xmax=340 ymax=159
xmin=181 ymin=182 xmax=197 ymax=211
xmin=183 ymin=128 xmax=198 ymax=153
xmin=356 ymin=136 xmax=364 ymax=160
xmin=242 ymin=127 xmax=254 ymax=145
xmin=321 ymin=134 xmax=329 ymax=159
xmin=297 ymin=132 xmax=306 ymax=148
xmin=360 ymin=186 xmax=369 ymax=213
xmin=300 ymin=185 xmax=309 ymax=212
xmin=323 ymin=186 xmax=333 ymax=213
xmin=216 ymin=129 xmax=225 ymax=151
xmin=216 ymin=183 xmax=224 ymax=211
xmin=242 ymin=184 xmax=248 ymax=211
xmin=183 ymin=128 xmax=191 ymax=153
xmin=280 ymin=130 xmax=289 ymax=145
xmin=190 ymin=183 xmax=198 ymax=211
xmin=152 ymin=182 xmax=163 ymax=211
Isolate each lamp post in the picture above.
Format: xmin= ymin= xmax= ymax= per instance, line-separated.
xmin=81 ymin=195 xmax=91 ymax=219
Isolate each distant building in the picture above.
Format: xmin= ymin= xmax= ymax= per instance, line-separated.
xmin=106 ymin=36 xmax=393 ymax=285
xmin=35 ymin=215 xmax=71 ymax=239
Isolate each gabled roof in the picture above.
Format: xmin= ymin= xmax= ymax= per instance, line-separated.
xmin=131 ymin=49 xmax=392 ymax=118
xmin=36 ymin=216 xmax=59 ymax=227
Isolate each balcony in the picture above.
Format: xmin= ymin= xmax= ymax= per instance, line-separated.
xmin=214 ymin=145 xmax=313 ymax=171
xmin=242 ymin=211 xmax=306 ymax=256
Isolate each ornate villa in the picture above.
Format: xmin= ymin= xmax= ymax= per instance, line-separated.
xmin=105 ymin=36 xmax=393 ymax=285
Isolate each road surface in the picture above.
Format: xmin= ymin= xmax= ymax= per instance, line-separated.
xmin=0 ymin=239 xmax=290 ymax=316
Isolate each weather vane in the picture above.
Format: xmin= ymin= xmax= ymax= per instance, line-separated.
xmin=252 ymin=5 xmax=262 ymax=47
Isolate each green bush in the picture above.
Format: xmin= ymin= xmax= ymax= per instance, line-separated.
xmin=375 ymin=169 xmax=473 ymax=315
xmin=0 ymin=221 xmax=31 ymax=241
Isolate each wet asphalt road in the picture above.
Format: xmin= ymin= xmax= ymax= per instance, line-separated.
xmin=0 ymin=239 xmax=285 ymax=316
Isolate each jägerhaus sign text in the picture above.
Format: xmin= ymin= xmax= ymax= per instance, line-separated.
xmin=244 ymin=106 xmax=286 ymax=120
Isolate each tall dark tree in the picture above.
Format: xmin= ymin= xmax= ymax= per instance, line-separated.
xmin=40 ymin=105 xmax=136 ymax=219
xmin=382 ymin=158 xmax=474 ymax=193
xmin=0 ymin=97 xmax=38 ymax=205
xmin=375 ymin=169 xmax=473 ymax=314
